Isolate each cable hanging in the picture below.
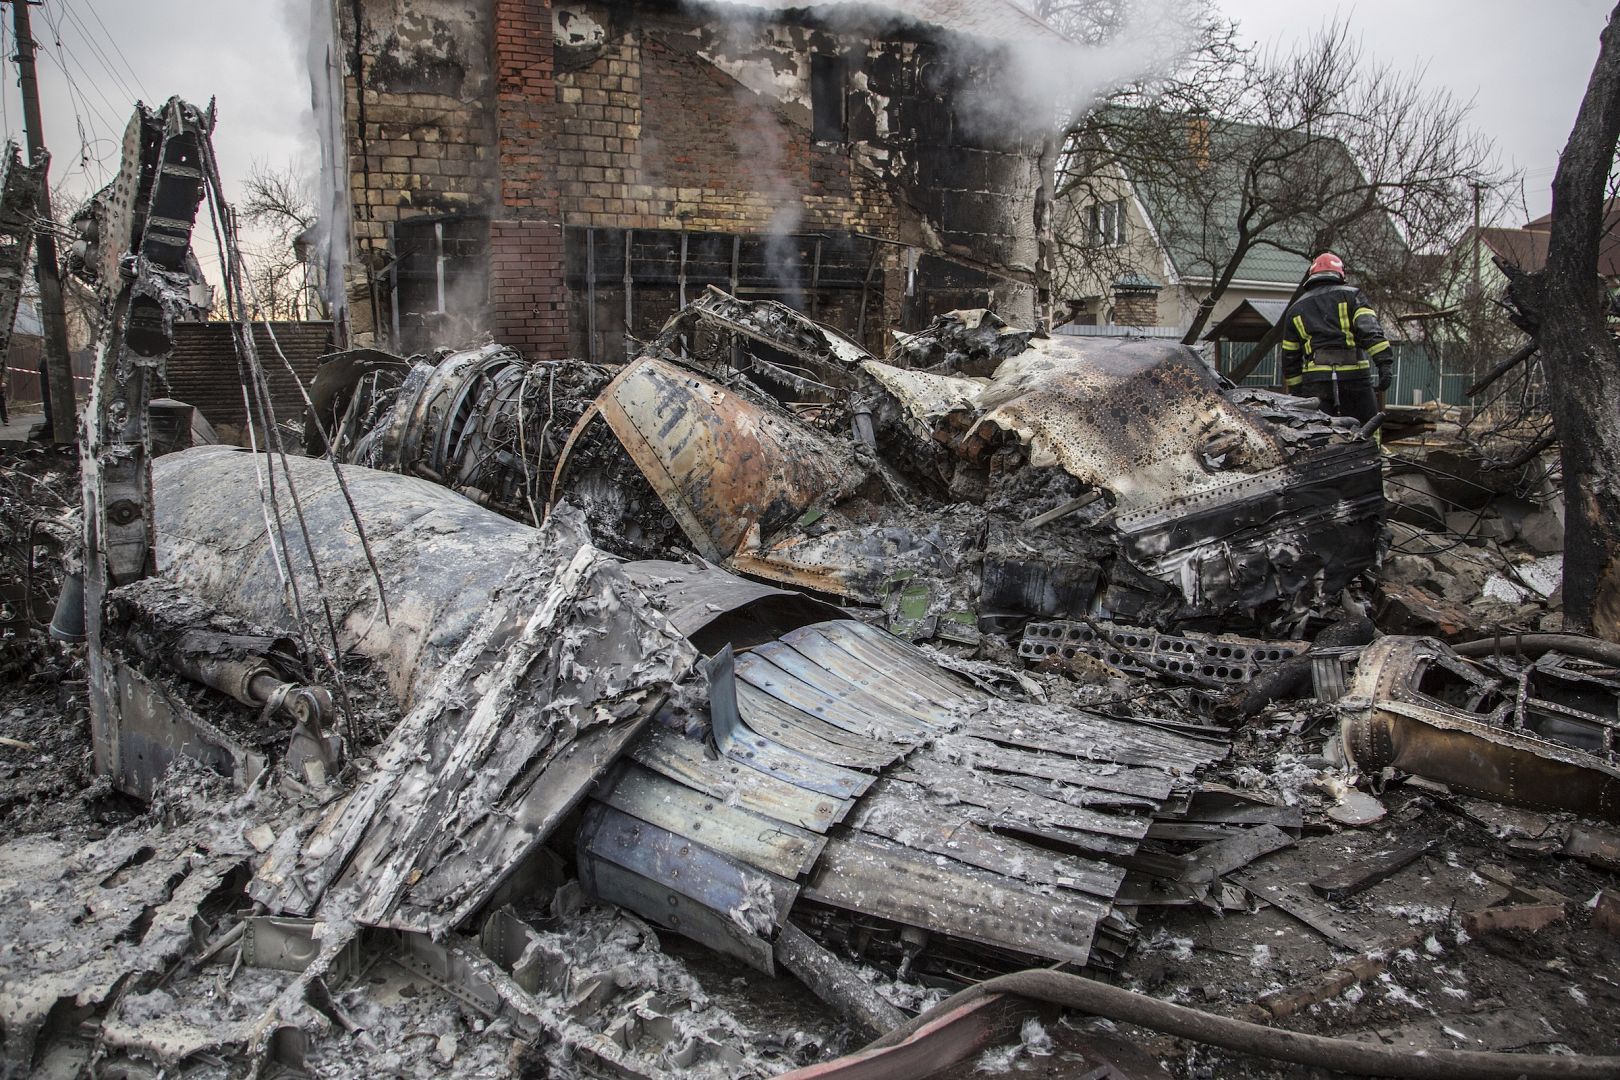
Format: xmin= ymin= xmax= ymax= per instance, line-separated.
xmin=197 ymin=125 xmax=395 ymax=742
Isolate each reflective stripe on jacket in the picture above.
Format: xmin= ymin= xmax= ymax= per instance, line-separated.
xmin=1279 ymin=280 xmax=1391 ymax=388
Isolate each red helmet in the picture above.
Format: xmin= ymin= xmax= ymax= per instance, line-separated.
xmin=1309 ymin=252 xmax=1345 ymax=279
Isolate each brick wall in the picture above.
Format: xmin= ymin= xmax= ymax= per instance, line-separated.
xmin=490 ymin=220 xmax=568 ymax=357
xmin=550 ymin=26 xmax=899 ymax=238
xmin=492 ymin=0 xmax=567 ymax=357
xmin=340 ymin=0 xmax=498 ymax=345
xmin=536 ymin=10 xmax=904 ymax=350
xmin=1113 ymin=289 xmax=1160 ymax=328
xmin=338 ymin=0 xmax=1048 ymax=354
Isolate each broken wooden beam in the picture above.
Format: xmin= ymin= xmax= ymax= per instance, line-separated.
xmin=1463 ymin=903 xmax=1566 ymax=936
xmin=1255 ymin=931 xmax=1424 ymax=1020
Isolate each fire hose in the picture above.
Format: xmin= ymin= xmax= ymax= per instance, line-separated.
xmin=810 ymin=970 xmax=1620 ymax=1079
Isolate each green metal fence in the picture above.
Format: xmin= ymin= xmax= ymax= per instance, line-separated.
xmin=1215 ymin=340 xmax=1473 ymax=405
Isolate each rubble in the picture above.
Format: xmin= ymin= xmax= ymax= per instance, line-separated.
xmin=315 ymin=290 xmax=1388 ymax=638
xmin=5 ymin=207 xmax=1619 ymax=1079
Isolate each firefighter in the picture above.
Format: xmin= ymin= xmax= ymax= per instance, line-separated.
xmin=1279 ymin=252 xmax=1391 ymax=425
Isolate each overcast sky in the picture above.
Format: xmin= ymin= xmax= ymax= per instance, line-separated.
xmin=0 ymin=0 xmax=1607 ymax=267
xmin=1218 ymin=0 xmax=1613 ymax=222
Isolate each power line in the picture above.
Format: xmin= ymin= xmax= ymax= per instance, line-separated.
xmin=31 ymin=47 xmax=114 ymax=192
xmin=72 ymin=0 xmax=149 ymax=103
xmin=39 ymin=0 xmax=122 ymax=129
xmin=30 ymin=0 xmax=125 ymax=191
xmin=55 ymin=0 xmax=137 ymax=107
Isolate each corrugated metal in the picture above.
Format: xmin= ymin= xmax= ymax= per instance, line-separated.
xmin=1056 ymin=323 xmax=1187 ymax=339
xmin=163 ymin=321 xmax=333 ymax=429
xmin=578 ymin=615 xmax=1232 ymax=975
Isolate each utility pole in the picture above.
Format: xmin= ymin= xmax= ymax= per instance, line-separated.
xmin=1470 ymin=181 xmax=1484 ymax=373
xmin=7 ymin=0 xmax=75 ymax=444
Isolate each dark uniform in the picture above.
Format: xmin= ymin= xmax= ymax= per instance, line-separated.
xmin=1279 ymin=272 xmax=1391 ymax=425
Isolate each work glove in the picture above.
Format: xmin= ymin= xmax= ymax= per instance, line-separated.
xmin=1375 ymin=367 xmax=1392 ymax=393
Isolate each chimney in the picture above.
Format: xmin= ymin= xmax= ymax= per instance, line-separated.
xmin=1187 ymin=113 xmax=1210 ymax=170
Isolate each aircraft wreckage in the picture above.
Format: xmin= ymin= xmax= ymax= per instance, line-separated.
xmin=308 ymin=289 xmax=1388 ymax=638
xmin=17 ymin=267 xmax=1620 ymax=1076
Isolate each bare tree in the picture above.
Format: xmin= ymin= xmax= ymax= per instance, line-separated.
xmin=1039 ymin=0 xmax=1250 ymax=316
xmin=1501 ymin=4 xmax=1620 ymax=640
xmin=1059 ymin=18 xmax=1504 ymax=346
xmin=237 ymin=160 xmax=326 ymax=321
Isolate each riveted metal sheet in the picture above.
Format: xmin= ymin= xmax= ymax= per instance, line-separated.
xmin=620 ymin=559 xmax=843 ymax=642
xmin=892 ymin=757 xmax=1150 ymax=855
xmin=627 ymin=724 xmax=852 ymax=833
xmin=754 ymin=638 xmax=960 ymax=731
xmin=736 ymin=682 xmax=901 ymax=770
xmin=781 ymin=623 xmax=980 ymax=714
xmin=735 ymin=652 xmax=929 ymax=743
xmin=936 ymin=734 xmax=1179 ymax=800
xmin=710 ymin=646 xmax=874 ymax=799
xmin=595 ymin=761 xmax=827 ymax=881
xmin=796 ymin=621 xmax=980 ymax=709
xmin=579 ymin=857 xmax=778 ymax=973
xmin=956 ymin=711 xmax=1229 ymax=774
xmin=596 ymin=357 xmax=866 ymax=560
xmin=582 ymin=802 xmax=797 ymax=921
xmin=802 ymin=833 xmax=1098 ymax=966
xmin=996 ymin=770 xmax=1165 ymax=813
xmin=847 ymin=780 xmax=1125 ymax=902
xmin=970 ymin=337 xmax=1285 ymax=514
xmin=716 ymin=715 xmax=875 ymax=799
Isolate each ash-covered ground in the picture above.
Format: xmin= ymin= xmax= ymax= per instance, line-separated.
xmin=2 ymin=438 xmax=1616 ymax=1080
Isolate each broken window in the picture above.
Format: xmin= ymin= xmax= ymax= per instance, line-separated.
xmin=390 ymin=214 xmax=489 ymax=354
xmin=1089 ymin=198 xmax=1128 ymax=247
xmin=811 ymin=54 xmax=846 ymax=142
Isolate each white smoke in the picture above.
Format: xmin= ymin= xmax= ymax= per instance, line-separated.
xmin=286 ymin=0 xmax=351 ymax=333
xmin=696 ymin=8 xmax=811 ymax=306
xmin=688 ymin=0 xmax=1200 ymax=139
xmin=736 ymin=89 xmax=806 ymax=309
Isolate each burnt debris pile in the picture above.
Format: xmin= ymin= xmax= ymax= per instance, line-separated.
xmin=3 ymin=290 xmax=1618 ymax=1079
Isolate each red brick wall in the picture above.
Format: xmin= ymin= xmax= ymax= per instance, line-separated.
xmin=1113 ymin=289 xmax=1160 ymax=328
xmin=492 ymin=0 xmax=567 ymax=358
xmin=490 ymin=220 xmax=568 ymax=357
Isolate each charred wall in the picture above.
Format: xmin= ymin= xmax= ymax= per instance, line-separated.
xmin=339 ymin=0 xmax=499 ymax=346
xmin=332 ymin=0 xmax=1054 ymax=354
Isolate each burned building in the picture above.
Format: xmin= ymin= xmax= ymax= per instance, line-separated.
xmin=319 ymin=0 xmax=1064 ymax=359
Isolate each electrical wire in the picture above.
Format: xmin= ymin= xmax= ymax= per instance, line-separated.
xmin=54 ymin=0 xmax=139 ymax=107
xmin=73 ymin=0 xmax=150 ymax=103
xmin=233 ymin=234 xmax=394 ymax=632
xmin=29 ymin=9 xmax=115 ymax=190
xmin=39 ymin=0 xmax=123 ymax=129
xmin=199 ymin=120 xmax=396 ymax=742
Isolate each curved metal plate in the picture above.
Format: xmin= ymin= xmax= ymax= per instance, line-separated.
xmin=596 ymin=357 xmax=865 ymax=559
